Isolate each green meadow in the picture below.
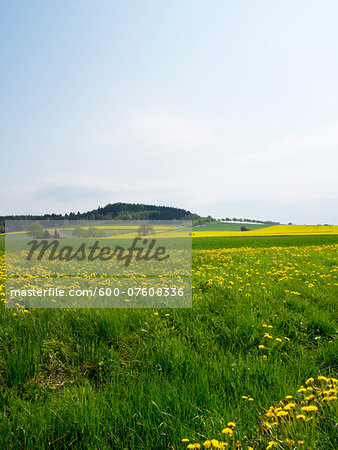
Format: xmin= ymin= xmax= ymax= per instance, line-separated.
xmin=191 ymin=223 xmax=271 ymax=232
xmin=0 ymin=235 xmax=337 ymax=449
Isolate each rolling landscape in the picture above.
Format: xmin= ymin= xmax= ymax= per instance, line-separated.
xmin=0 ymin=203 xmax=337 ymax=449
xmin=2 ymin=1 xmax=338 ymax=448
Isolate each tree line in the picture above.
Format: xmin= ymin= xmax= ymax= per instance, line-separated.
xmin=0 ymin=202 xmax=204 ymax=233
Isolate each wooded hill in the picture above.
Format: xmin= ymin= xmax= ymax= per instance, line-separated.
xmin=0 ymin=202 xmax=210 ymax=232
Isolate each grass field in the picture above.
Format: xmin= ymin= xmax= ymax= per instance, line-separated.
xmin=0 ymin=235 xmax=337 ymax=449
xmin=190 ymin=223 xmax=271 ymax=232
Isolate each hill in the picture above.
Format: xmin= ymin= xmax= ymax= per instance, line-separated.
xmin=0 ymin=202 xmax=210 ymax=232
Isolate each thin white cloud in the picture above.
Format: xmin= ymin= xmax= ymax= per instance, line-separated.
xmin=232 ymin=122 xmax=338 ymax=168
xmin=98 ymin=115 xmax=219 ymax=153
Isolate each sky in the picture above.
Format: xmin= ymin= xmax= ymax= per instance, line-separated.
xmin=1 ymin=0 xmax=338 ymax=224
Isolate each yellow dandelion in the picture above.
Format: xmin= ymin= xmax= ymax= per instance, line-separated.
xmin=301 ymin=405 xmax=318 ymax=412
xmin=317 ymin=376 xmax=328 ymax=382
xmin=264 ymin=333 xmax=273 ymax=339
xmin=221 ymin=428 xmax=233 ymax=436
xmin=322 ymin=395 xmax=337 ymax=402
xmin=284 ymin=402 xmax=295 ymax=410
xmin=276 ymin=410 xmax=288 ymax=417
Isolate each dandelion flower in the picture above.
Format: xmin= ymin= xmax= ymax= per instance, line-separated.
xmin=221 ymin=428 xmax=233 ymax=436
xmin=301 ymin=405 xmax=318 ymax=412
xmin=276 ymin=410 xmax=288 ymax=417
xmin=284 ymin=402 xmax=295 ymax=410
xmin=318 ymin=376 xmax=328 ymax=381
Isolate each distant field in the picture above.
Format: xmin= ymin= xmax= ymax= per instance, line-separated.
xmin=4 ymin=223 xmax=338 ymax=239
xmin=191 ymin=222 xmax=271 ymax=232
xmin=192 ymin=224 xmax=338 ymax=237
xmin=193 ymin=234 xmax=338 ymax=249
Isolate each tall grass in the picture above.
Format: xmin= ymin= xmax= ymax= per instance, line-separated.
xmin=0 ymin=236 xmax=336 ymax=448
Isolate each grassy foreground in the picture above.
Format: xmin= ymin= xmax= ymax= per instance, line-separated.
xmin=0 ymin=236 xmax=337 ymax=449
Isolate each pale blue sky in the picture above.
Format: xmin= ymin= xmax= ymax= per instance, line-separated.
xmin=1 ymin=0 xmax=338 ymax=223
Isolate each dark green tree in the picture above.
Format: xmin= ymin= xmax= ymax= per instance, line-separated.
xmin=27 ymin=222 xmax=44 ymax=238
xmin=137 ymin=224 xmax=155 ymax=236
